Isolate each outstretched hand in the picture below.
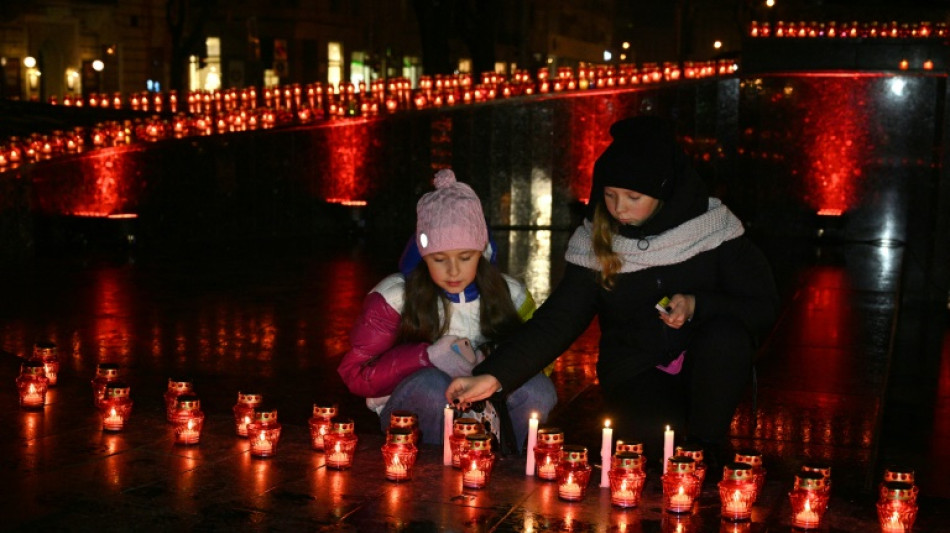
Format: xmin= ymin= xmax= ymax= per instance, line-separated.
xmin=445 ymin=374 xmax=501 ymax=410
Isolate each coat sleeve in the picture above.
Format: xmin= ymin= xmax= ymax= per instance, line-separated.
xmin=337 ymin=291 xmax=433 ymax=398
xmin=692 ymin=236 xmax=779 ymax=343
xmin=476 ymin=263 xmax=599 ymax=392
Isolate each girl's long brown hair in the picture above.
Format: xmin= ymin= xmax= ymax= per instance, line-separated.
xmin=591 ymin=203 xmax=622 ymax=290
xmin=397 ymin=256 xmax=523 ymax=344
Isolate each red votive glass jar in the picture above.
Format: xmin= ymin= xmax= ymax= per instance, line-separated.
xmin=450 ymin=417 xmax=483 ymax=469
xmin=734 ymin=449 xmax=766 ymax=502
xmin=613 ymin=439 xmax=644 ymax=467
xmin=173 ymin=394 xmax=204 ymax=445
xmin=389 ymin=410 xmax=420 ymax=444
xmin=324 ymin=418 xmax=358 ymax=470
xmin=32 ymin=341 xmax=60 ymax=386
xmin=719 ymin=462 xmax=757 ymax=522
xmin=91 ymin=363 xmax=120 ymax=407
xmin=534 ymin=427 xmax=564 ymax=481
xmin=880 ymin=466 xmax=918 ymax=501
xmin=99 ymin=382 xmax=132 ymax=431
xmin=676 ymin=444 xmax=706 ymax=486
xmin=788 ymin=471 xmax=829 ymax=530
xmin=460 ymin=433 xmax=494 ymax=489
xmin=232 ymin=391 xmax=262 ymax=437
xmin=876 ymin=482 xmax=918 ymax=532
xmin=608 ymin=451 xmax=646 ymax=508
xmin=381 ymin=427 xmax=417 ymax=482
xmin=308 ymin=403 xmax=338 ymax=451
xmin=556 ymin=445 xmax=592 ymax=501
xmin=16 ymin=361 xmax=49 ymax=409
xmin=662 ymin=456 xmax=700 ymax=514
xmin=247 ymin=408 xmax=281 ymax=458
xmin=801 ymin=461 xmax=832 ymax=494
xmin=164 ymin=377 xmax=194 ymax=422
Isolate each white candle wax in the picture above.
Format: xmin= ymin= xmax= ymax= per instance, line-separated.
xmin=663 ymin=425 xmax=675 ymax=474
xmin=525 ymin=412 xmax=539 ymax=476
xmin=443 ymin=404 xmax=454 ymax=466
xmin=600 ymin=419 xmax=613 ymax=487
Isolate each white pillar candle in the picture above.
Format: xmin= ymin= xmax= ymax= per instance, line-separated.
xmin=443 ymin=404 xmax=453 ymax=466
xmin=525 ymin=412 xmax=539 ymax=475
xmin=663 ymin=425 xmax=675 ymax=474
xmin=600 ymin=419 xmax=613 ymax=487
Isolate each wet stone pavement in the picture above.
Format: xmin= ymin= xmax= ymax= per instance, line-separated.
xmin=1 ymin=231 xmax=948 ymax=532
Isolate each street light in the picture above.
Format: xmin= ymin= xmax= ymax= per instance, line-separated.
xmin=92 ymin=59 xmax=105 ymax=72
xmin=24 ymin=56 xmax=36 ymax=68
xmin=713 ymin=40 xmax=723 ymax=50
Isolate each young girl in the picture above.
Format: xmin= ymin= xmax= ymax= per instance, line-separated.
xmin=446 ymin=116 xmax=779 ymax=467
xmin=338 ymin=169 xmax=556 ymax=448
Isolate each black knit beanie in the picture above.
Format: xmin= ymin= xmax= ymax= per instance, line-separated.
xmin=589 ymin=116 xmax=679 ymax=206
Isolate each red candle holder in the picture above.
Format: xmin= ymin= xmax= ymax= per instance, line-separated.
xmin=788 ymin=471 xmax=829 ymax=530
xmin=164 ymin=377 xmax=194 ymax=422
xmin=801 ymin=461 xmax=832 ymax=494
xmin=172 ymin=394 xmax=204 ymax=445
xmin=324 ymin=418 xmax=358 ymax=470
xmin=676 ymin=444 xmax=706 ymax=486
xmin=608 ymin=451 xmax=646 ymax=508
xmin=556 ymin=445 xmax=592 ymax=502
xmin=99 ymin=382 xmax=132 ymax=431
xmin=877 ymin=482 xmax=918 ymax=532
xmin=16 ymin=361 xmax=49 ymax=409
xmin=381 ymin=427 xmax=418 ymax=482
xmin=232 ymin=391 xmax=262 ymax=437
xmin=308 ymin=403 xmax=338 ymax=451
xmin=91 ymin=363 xmax=120 ymax=407
xmin=247 ymin=408 xmax=281 ymax=458
xmin=719 ymin=462 xmax=757 ymax=522
xmin=534 ymin=427 xmax=564 ymax=480
xmin=460 ymin=433 xmax=494 ymax=489
xmin=32 ymin=341 xmax=59 ymax=386
xmin=880 ymin=466 xmax=917 ymax=500
xmin=662 ymin=456 xmax=700 ymax=514
xmin=389 ymin=410 xmax=420 ymax=444
xmin=734 ymin=449 xmax=766 ymax=502
xmin=450 ymin=417 xmax=483 ymax=469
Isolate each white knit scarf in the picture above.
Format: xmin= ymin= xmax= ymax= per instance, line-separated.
xmin=565 ymin=198 xmax=745 ymax=273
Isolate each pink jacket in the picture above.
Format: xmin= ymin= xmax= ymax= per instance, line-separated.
xmin=337 ymin=273 xmax=534 ymax=410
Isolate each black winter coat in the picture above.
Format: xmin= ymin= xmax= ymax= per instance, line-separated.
xmin=476 ymin=232 xmax=778 ymax=394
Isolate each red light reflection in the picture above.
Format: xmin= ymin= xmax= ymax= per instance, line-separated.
xmin=800 ymin=77 xmax=868 ymax=214
xmin=322 ymin=120 xmax=380 ymax=204
xmin=568 ymin=96 xmax=624 ymax=203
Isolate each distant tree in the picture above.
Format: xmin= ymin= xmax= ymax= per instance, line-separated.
xmin=166 ymin=0 xmax=216 ymax=94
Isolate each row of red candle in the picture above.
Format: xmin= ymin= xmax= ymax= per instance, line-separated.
xmin=749 ymin=20 xmax=948 ymax=39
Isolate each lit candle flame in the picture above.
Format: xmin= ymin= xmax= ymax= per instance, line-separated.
xmin=187 ymin=419 xmax=194 ymax=430
xmin=732 ymin=489 xmax=742 ymax=503
xmin=28 ymin=384 xmax=36 ymax=394
xmin=110 ymin=408 xmax=117 ymax=417
xmin=605 ymin=419 xmax=611 ymax=429
xmin=258 ymin=432 xmax=266 ymax=443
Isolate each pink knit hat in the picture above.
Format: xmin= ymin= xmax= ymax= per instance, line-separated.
xmin=415 ymin=169 xmax=488 ymax=256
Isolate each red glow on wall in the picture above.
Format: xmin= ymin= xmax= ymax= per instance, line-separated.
xmin=32 ymin=147 xmax=144 ymax=218
xmin=801 ymin=77 xmax=868 ymax=215
xmin=322 ymin=120 xmax=378 ymax=204
xmin=568 ymin=96 xmax=624 ymax=203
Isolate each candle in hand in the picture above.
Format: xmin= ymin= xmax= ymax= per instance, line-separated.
xmin=525 ymin=412 xmax=539 ymax=476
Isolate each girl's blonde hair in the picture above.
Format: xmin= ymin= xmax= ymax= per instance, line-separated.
xmin=591 ymin=203 xmax=622 ymax=290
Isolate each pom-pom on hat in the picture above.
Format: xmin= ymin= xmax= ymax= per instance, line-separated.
xmin=415 ymin=169 xmax=488 ymax=256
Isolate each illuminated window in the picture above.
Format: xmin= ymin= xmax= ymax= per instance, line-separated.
xmin=328 ymin=42 xmax=342 ymax=90
xmin=350 ymin=50 xmax=370 ymax=90
xmin=189 ymin=37 xmax=222 ymax=91
xmin=458 ymin=58 xmax=471 ymax=73
xmin=402 ymin=56 xmax=421 ymax=88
